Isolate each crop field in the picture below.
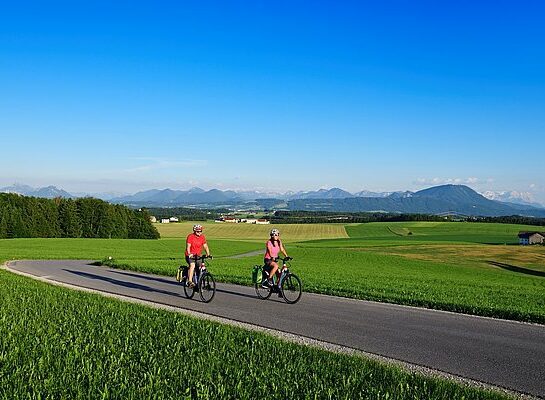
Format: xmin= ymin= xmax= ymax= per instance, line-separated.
xmin=0 ymin=269 xmax=508 ymax=399
xmin=1 ymin=221 xmax=544 ymax=323
xmin=154 ymin=221 xmax=349 ymax=242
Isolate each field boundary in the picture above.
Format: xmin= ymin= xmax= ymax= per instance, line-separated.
xmin=1 ymin=260 xmax=534 ymax=399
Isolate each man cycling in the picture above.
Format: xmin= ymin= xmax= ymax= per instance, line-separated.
xmin=185 ymin=224 xmax=211 ymax=287
xmin=263 ymin=228 xmax=289 ymax=289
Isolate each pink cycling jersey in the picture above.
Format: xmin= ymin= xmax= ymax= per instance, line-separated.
xmin=264 ymin=239 xmax=281 ymax=259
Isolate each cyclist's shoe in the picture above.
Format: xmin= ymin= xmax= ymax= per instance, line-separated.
xmin=261 ymin=280 xmax=270 ymax=288
xmin=187 ymin=281 xmax=196 ymax=288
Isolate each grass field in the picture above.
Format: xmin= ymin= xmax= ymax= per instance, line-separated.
xmin=154 ymin=221 xmax=349 ymax=241
xmin=0 ymin=269 xmax=509 ymax=399
xmin=1 ymin=221 xmax=544 ymax=323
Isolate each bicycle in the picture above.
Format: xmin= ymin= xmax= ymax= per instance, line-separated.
xmin=252 ymin=257 xmax=302 ymax=304
xmin=177 ymin=255 xmax=216 ymax=303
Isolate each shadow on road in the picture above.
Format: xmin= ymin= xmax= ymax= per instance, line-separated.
xmin=110 ymin=270 xmax=179 ymax=286
xmin=64 ymin=269 xmax=181 ymax=296
xmin=487 ymin=261 xmax=545 ymax=278
xmin=216 ymin=287 xmax=261 ymax=300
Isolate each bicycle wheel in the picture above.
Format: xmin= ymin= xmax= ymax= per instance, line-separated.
xmin=183 ymin=279 xmax=196 ymax=299
xmin=280 ymin=273 xmax=302 ymax=304
xmin=255 ymin=275 xmax=272 ymax=300
xmin=199 ymin=272 xmax=216 ymax=303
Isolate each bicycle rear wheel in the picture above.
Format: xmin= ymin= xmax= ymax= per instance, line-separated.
xmin=280 ymin=273 xmax=302 ymax=304
xmin=255 ymin=273 xmax=272 ymax=299
xmin=183 ymin=279 xmax=196 ymax=299
xmin=199 ymin=272 xmax=216 ymax=303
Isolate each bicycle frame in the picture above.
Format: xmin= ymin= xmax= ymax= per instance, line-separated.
xmin=187 ymin=255 xmax=209 ymax=285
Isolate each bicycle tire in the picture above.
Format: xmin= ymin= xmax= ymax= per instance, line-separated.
xmin=183 ymin=279 xmax=196 ymax=299
xmin=280 ymin=273 xmax=302 ymax=304
xmin=255 ymin=277 xmax=272 ymax=300
xmin=198 ymin=272 xmax=216 ymax=303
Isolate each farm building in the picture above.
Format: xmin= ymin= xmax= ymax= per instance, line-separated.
xmin=518 ymin=231 xmax=545 ymax=245
xmin=169 ymin=217 xmax=179 ymax=222
xmin=149 ymin=216 xmax=157 ymax=223
xmin=255 ymin=219 xmax=270 ymax=225
xmin=215 ymin=217 xmax=241 ymax=223
xmin=160 ymin=218 xmax=170 ymax=224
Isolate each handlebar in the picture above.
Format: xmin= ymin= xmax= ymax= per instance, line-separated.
xmin=277 ymin=256 xmax=293 ymax=262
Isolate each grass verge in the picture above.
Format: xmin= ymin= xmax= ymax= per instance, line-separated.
xmin=0 ymin=269 xmax=509 ymax=400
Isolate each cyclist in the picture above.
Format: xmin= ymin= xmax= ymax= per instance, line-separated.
xmin=185 ymin=224 xmax=211 ymax=287
xmin=263 ymin=228 xmax=289 ymax=289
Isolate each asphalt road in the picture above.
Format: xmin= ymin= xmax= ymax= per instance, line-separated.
xmin=7 ymin=259 xmax=545 ymax=398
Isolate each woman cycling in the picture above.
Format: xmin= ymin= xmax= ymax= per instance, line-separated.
xmin=263 ymin=228 xmax=289 ymax=288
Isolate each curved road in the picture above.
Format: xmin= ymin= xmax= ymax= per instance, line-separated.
xmin=6 ymin=260 xmax=545 ymax=398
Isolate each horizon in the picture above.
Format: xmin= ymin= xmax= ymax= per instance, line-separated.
xmin=2 ymin=181 xmax=543 ymax=207
xmin=1 ymin=2 xmax=544 ymax=203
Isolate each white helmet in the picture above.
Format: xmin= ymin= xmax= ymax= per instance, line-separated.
xmin=193 ymin=224 xmax=203 ymax=232
xmin=270 ymin=228 xmax=280 ymax=236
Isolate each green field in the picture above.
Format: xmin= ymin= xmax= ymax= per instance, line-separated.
xmin=1 ymin=221 xmax=541 ymax=398
xmin=154 ymin=221 xmax=349 ymax=241
xmin=1 ymin=221 xmax=544 ymax=323
xmin=0 ymin=269 xmax=508 ymax=399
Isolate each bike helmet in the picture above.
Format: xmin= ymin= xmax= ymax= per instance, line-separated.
xmin=270 ymin=228 xmax=280 ymax=236
xmin=193 ymin=224 xmax=203 ymax=232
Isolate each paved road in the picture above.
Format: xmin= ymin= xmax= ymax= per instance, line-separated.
xmin=7 ymin=260 xmax=545 ymax=398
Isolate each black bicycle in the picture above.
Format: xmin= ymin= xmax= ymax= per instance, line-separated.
xmin=253 ymin=257 xmax=302 ymax=304
xmin=177 ymin=255 xmax=216 ymax=303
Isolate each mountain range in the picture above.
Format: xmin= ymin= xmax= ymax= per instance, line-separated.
xmin=1 ymin=183 xmax=544 ymax=217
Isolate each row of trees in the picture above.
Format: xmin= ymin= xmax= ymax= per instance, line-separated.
xmin=270 ymin=210 xmax=448 ymax=224
xmin=0 ymin=193 xmax=160 ymax=239
xmin=467 ymin=215 xmax=545 ymax=227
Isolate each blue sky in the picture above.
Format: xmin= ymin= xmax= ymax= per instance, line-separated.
xmin=1 ymin=1 xmax=544 ymax=202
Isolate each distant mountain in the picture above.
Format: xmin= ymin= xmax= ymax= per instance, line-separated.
xmin=286 ymin=185 xmax=545 ymax=217
xmin=481 ymin=190 xmax=543 ymax=207
xmin=288 ymin=188 xmax=354 ymax=200
xmin=0 ymin=184 xmax=73 ymax=199
xmin=0 ymin=183 xmax=35 ymax=195
xmin=110 ymin=187 xmax=244 ymax=206
xmin=387 ymin=191 xmax=413 ymax=199
xmin=3 ymin=183 xmax=544 ymax=217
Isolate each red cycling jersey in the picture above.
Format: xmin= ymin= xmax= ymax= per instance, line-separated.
xmin=185 ymin=233 xmax=207 ymax=256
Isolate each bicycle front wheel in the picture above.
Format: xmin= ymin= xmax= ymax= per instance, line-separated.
xmin=199 ymin=272 xmax=216 ymax=303
xmin=280 ymin=273 xmax=302 ymax=304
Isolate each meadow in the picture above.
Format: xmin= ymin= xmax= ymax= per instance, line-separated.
xmin=0 ymin=268 xmax=509 ymax=399
xmin=1 ymin=220 xmax=541 ymax=398
xmin=1 ymin=221 xmax=544 ymax=323
xmin=154 ymin=221 xmax=349 ymax=241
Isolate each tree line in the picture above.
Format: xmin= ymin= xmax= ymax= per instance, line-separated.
xmin=270 ymin=211 xmax=448 ymax=224
xmin=270 ymin=211 xmax=545 ymax=226
xmin=468 ymin=215 xmax=545 ymax=227
xmin=0 ymin=193 xmax=160 ymax=239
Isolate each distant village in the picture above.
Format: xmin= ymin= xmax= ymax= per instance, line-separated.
xmin=149 ymin=216 xmax=270 ymax=225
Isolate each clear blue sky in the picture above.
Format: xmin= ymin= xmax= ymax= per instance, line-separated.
xmin=1 ymin=1 xmax=544 ymax=202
